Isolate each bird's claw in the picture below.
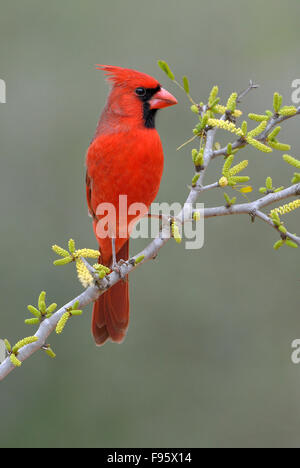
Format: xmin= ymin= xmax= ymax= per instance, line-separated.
xmin=111 ymin=259 xmax=128 ymax=282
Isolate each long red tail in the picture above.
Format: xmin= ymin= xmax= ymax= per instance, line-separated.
xmin=91 ymin=240 xmax=129 ymax=346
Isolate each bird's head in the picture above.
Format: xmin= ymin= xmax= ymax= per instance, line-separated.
xmin=96 ymin=65 xmax=177 ymax=129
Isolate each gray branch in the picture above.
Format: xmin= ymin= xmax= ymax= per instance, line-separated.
xmin=1 ymin=88 xmax=299 ymax=382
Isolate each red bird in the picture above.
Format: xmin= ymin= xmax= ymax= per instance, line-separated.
xmin=85 ymin=65 xmax=177 ymax=346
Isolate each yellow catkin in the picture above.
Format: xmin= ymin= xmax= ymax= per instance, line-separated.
xmin=13 ymin=336 xmax=38 ymax=352
xmin=75 ymin=248 xmax=100 ymax=258
xmin=219 ymin=177 xmax=229 ymax=187
xmin=213 ymin=105 xmax=242 ymax=118
xmin=209 ymin=85 xmax=219 ymax=105
xmin=44 ymin=347 xmax=56 ymax=359
xmin=171 ymin=222 xmax=182 ymax=244
xmin=76 ymin=259 xmax=94 ymax=288
xmin=226 ymin=92 xmax=238 ymax=112
xmin=68 ymin=239 xmax=76 ymax=253
xmin=10 ymin=354 xmax=22 ymax=367
xmin=56 ymin=312 xmax=70 ymax=335
xmin=208 ymin=119 xmax=244 ymax=137
xmin=270 ymin=199 xmax=300 ymax=216
xmin=247 ymin=120 xmax=267 ymax=138
xmin=52 ymin=245 xmax=69 ymax=257
xmin=246 ymin=137 xmax=272 ymax=153
xmin=279 ymin=106 xmax=297 ymax=116
xmin=229 ymin=160 xmax=248 ymax=176
xmin=283 ymin=154 xmax=300 ymax=169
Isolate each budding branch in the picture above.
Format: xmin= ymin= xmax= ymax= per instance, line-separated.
xmin=1 ymin=82 xmax=299 ymax=381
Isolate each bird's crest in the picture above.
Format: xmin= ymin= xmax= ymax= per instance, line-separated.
xmin=96 ymin=65 xmax=160 ymax=89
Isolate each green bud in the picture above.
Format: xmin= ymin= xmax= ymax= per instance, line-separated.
xmin=72 ymin=300 xmax=80 ymax=310
xmin=44 ymin=347 xmax=56 ymax=359
xmin=68 ymin=239 xmax=76 ymax=253
xmin=268 ymin=126 xmax=281 ymax=141
xmin=208 ymin=86 xmax=219 ymax=106
xmin=286 ymin=239 xmax=298 ymax=248
xmin=210 ymin=97 xmax=220 ymax=109
xmin=191 ymin=149 xmax=198 ymax=162
xmin=278 ymin=225 xmax=287 ymax=234
xmin=200 ymin=114 xmax=209 ymax=129
xmin=266 ymin=177 xmax=273 ymax=190
xmin=25 ymin=318 xmax=40 ymax=325
xmin=192 ymin=174 xmax=200 ymax=186
xmin=190 ymin=105 xmax=199 ymax=114
xmin=27 ymin=305 xmax=41 ymax=318
xmin=292 ymin=173 xmax=300 ymax=184
xmin=273 ymin=239 xmax=284 ymax=250
xmin=241 ymin=121 xmax=248 ymax=135
xmin=135 ymin=255 xmax=145 ymax=265
xmin=46 ymin=303 xmax=57 ymax=315
xmin=98 ymin=269 xmax=107 ymax=279
xmin=38 ymin=291 xmax=46 ymax=314
xmin=53 ymin=256 xmax=73 ymax=266
xmin=273 ymin=92 xmax=282 ymax=113
xmin=4 ymin=339 xmax=11 ymax=353
xmin=70 ymin=310 xmax=83 ymax=316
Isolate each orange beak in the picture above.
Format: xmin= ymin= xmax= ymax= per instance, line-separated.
xmin=149 ymin=87 xmax=178 ymax=109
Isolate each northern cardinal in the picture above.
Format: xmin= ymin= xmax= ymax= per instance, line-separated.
xmin=85 ymin=65 xmax=177 ymax=346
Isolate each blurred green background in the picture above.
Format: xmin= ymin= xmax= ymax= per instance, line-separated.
xmin=0 ymin=0 xmax=299 ymax=448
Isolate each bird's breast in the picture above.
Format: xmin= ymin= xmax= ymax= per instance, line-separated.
xmin=87 ymin=128 xmax=164 ymax=210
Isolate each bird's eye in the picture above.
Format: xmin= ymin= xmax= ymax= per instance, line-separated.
xmin=135 ymin=87 xmax=146 ymax=97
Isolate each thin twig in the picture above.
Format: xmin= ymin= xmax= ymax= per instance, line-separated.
xmin=212 ymin=106 xmax=300 ymax=159
xmin=237 ymin=80 xmax=259 ymax=103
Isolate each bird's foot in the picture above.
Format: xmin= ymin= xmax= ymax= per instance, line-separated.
xmin=111 ymin=259 xmax=128 ymax=282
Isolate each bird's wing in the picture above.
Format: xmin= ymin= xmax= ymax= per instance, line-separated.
xmin=85 ymin=170 xmax=96 ymax=220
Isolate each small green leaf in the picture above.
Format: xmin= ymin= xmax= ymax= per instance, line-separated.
xmin=182 ymin=76 xmax=189 ymax=94
xmin=157 ymin=60 xmax=175 ymax=80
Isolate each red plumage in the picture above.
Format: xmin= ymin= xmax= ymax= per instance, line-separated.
xmin=85 ymin=65 xmax=177 ymax=345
